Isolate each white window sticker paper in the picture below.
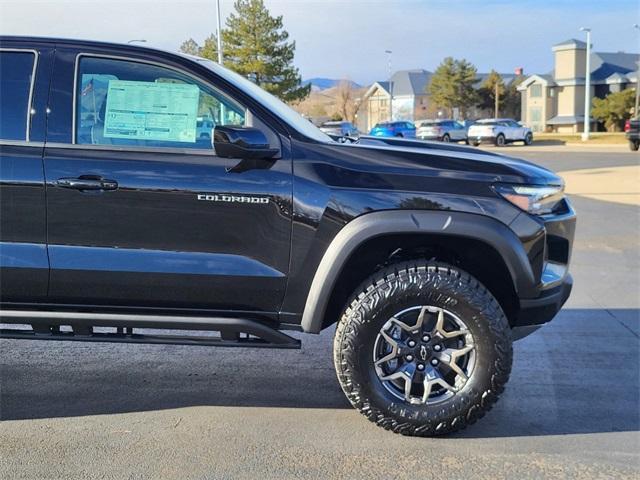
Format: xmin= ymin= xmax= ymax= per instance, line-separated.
xmin=103 ymin=80 xmax=200 ymax=143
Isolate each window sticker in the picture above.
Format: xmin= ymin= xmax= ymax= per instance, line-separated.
xmin=103 ymin=80 xmax=200 ymax=143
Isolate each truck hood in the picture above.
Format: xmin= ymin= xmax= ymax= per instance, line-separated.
xmin=339 ymin=135 xmax=562 ymax=186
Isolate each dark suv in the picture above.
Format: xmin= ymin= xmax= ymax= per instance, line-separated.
xmin=0 ymin=37 xmax=576 ymax=436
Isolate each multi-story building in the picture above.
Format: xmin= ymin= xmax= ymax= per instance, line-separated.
xmin=518 ymin=39 xmax=639 ymax=133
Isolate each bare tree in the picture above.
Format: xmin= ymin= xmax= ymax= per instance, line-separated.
xmin=335 ymin=79 xmax=364 ymax=123
xmin=336 ymin=79 xmax=354 ymax=121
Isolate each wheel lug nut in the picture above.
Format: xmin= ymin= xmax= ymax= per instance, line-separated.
xmin=407 ymin=340 xmax=416 ymax=347
xmin=406 ymin=355 xmax=414 ymax=362
xmin=422 ymin=334 xmax=430 ymax=342
xmin=417 ymin=363 xmax=425 ymax=371
xmin=434 ymin=344 xmax=442 ymax=352
xmin=431 ymin=359 xmax=439 ymax=366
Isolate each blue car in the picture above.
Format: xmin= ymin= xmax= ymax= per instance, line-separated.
xmin=369 ymin=121 xmax=416 ymax=138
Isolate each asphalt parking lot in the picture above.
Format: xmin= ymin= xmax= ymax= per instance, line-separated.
xmin=1 ymin=147 xmax=639 ymax=479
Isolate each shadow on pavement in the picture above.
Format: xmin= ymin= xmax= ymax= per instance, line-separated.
xmin=1 ymin=308 xmax=638 ymax=438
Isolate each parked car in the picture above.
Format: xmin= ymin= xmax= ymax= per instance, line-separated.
xmin=468 ymin=118 xmax=533 ymax=146
xmin=319 ymin=121 xmax=359 ymax=138
xmin=0 ymin=36 xmax=575 ymax=437
xmin=624 ymin=118 xmax=639 ymax=151
xmin=416 ymin=119 xmax=467 ymax=143
xmin=369 ymin=121 xmax=416 ymax=138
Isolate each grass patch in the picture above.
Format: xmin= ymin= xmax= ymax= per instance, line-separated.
xmin=534 ymin=133 xmax=627 ymax=145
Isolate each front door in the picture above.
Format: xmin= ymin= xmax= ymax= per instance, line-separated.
xmin=43 ymin=51 xmax=292 ymax=313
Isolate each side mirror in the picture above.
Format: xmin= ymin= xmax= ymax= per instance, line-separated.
xmin=214 ymin=125 xmax=278 ymax=160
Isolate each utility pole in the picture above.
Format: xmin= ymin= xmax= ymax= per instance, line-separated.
xmin=385 ymin=50 xmax=393 ymax=121
xmin=216 ymin=0 xmax=223 ymax=65
xmin=580 ymin=27 xmax=591 ymax=141
xmin=634 ymin=24 xmax=640 ymax=119
xmin=495 ymin=82 xmax=500 ymax=118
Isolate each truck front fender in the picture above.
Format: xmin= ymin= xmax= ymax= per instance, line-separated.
xmin=300 ymin=210 xmax=537 ymax=333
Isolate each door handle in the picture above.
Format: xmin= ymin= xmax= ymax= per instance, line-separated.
xmin=55 ymin=176 xmax=118 ymax=191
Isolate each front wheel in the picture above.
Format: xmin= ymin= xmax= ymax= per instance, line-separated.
xmin=442 ymin=134 xmax=451 ymax=143
xmin=333 ymin=262 xmax=512 ymax=436
xmin=495 ymin=134 xmax=506 ymax=147
xmin=630 ymin=140 xmax=639 ymax=152
xmin=523 ymin=132 xmax=533 ymax=145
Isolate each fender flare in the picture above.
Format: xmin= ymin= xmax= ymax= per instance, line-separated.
xmin=300 ymin=210 xmax=536 ymax=333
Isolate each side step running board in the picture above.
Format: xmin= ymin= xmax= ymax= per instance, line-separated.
xmin=0 ymin=310 xmax=301 ymax=349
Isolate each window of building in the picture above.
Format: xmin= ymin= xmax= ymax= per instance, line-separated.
xmin=0 ymin=51 xmax=36 ymax=141
xmin=530 ymin=84 xmax=542 ymax=98
xmin=75 ymin=56 xmax=245 ymax=149
xmin=529 ymin=107 xmax=542 ymax=123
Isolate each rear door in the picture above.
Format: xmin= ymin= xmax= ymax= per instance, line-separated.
xmin=509 ymin=120 xmax=526 ymax=140
xmin=43 ymin=47 xmax=292 ymax=313
xmin=452 ymin=122 xmax=466 ymax=141
xmin=0 ymin=43 xmax=53 ymax=302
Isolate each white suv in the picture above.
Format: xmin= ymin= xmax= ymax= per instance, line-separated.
xmin=468 ymin=119 xmax=533 ymax=147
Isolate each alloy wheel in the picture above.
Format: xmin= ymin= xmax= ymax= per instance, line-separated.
xmin=373 ymin=306 xmax=476 ymax=405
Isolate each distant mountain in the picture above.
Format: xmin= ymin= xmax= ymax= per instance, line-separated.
xmin=302 ymin=78 xmax=362 ymax=91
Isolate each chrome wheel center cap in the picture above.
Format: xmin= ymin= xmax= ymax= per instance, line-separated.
xmin=419 ymin=344 xmax=428 ymax=361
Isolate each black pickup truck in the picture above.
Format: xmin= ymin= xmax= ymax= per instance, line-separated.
xmin=625 ymin=118 xmax=640 ymax=151
xmin=0 ymin=37 xmax=576 ymax=436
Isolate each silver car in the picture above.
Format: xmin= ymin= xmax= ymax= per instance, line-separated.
xmin=416 ymin=119 xmax=468 ymax=143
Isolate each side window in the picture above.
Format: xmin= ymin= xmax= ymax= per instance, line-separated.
xmin=0 ymin=51 xmax=36 ymax=141
xmin=75 ymin=56 xmax=246 ymax=149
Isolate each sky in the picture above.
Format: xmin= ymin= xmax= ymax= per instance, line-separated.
xmin=1 ymin=0 xmax=638 ymax=85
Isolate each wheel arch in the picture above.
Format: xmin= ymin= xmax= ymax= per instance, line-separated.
xmin=300 ymin=210 xmax=535 ymax=333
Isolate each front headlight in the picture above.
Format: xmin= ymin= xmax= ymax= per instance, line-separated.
xmin=494 ymin=183 xmax=565 ymax=215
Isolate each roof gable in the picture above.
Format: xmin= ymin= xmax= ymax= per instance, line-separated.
xmin=389 ymin=69 xmax=432 ymax=96
xmin=552 ymin=38 xmax=587 ymax=51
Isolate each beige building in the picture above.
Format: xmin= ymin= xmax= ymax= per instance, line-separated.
xmin=518 ymin=39 xmax=639 ymax=133
xmin=362 ymin=69 xmax=519 ymax=131
xmin=362 ymin=70 xmax=432 ymax=131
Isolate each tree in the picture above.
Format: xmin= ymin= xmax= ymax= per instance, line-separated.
xmin=477 ymin=70 xmax=505 ymax=118
xmin=502 ymin=75 xmax=525 ymax=119
xmin=199 ymin=34 xmax=219 ymax=61
xmin=179 ymin=38 xmax=201 ymax=56
xmin=335 ymin=80 xmax=363 ymax=123
xmin=336 ymin=80 xmax=354 ymax=121
xmin=428 ymin=57 xmax=478 ymax=118
xmin=222 ymin=0 xmax=310 ymax=102
xmin=591 ymin=88 xmax=636 ymax=131
xmin=179 ymin=0 xmax=309 ymax=103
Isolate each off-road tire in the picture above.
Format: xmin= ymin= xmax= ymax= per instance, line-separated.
xmin=333 ymin=261 xmax=512 ymax=436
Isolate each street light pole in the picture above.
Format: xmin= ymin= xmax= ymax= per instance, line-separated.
xmin=216 ymin=0 xmax=223 ymax=65
xmin=580 ymin=27 xmax=591 ymax=141
xmin=385 ymin=50 xmax=393 ymax=121
xmin=634 ymin=24 xmax=640 ymax=119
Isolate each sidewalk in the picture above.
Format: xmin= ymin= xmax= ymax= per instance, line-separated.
xmin=558 ymin=164 xmax=640 ymax=206
xmin=481 ymin=143 xmax=631 ymax=153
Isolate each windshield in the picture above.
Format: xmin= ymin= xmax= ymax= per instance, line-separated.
xmin=197 ymin=58 xmax=332 ymax=143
